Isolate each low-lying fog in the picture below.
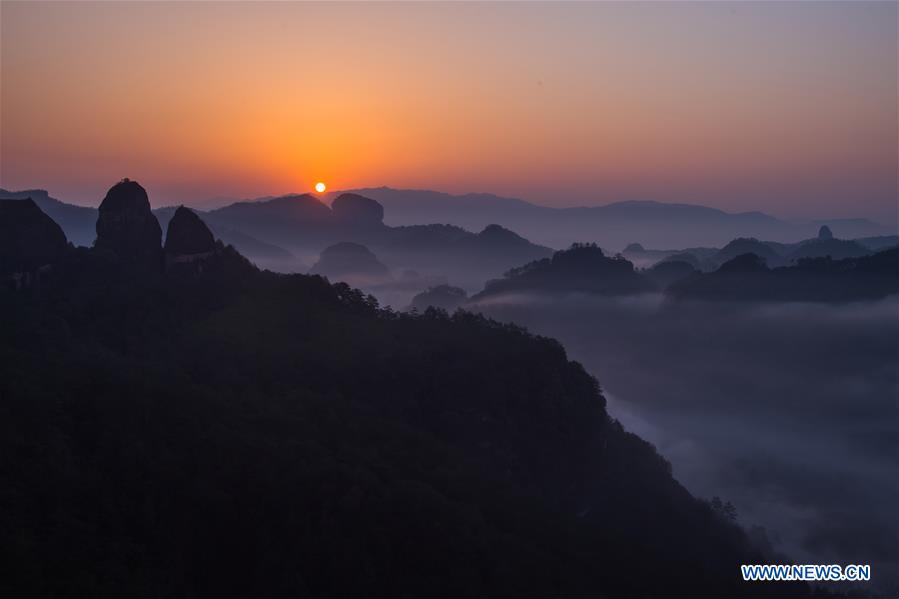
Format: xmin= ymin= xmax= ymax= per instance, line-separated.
xmin=464 ymin=293 xmax=898 ymax=591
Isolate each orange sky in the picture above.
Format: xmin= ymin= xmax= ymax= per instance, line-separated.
xmin=1 ymin=1 xmax=896 ymax=222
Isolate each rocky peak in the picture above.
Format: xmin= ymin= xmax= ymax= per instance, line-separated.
xmin=0 ymin=198 xmax=68 ymax=280
xmin=165 ymin=206 xmax=216 ymax=258
xmin=818 ymin=225 xmax=834 ymax=240
xmin=95 ymin=178 xmax=163 ymax=268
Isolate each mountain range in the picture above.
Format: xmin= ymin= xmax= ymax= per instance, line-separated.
xmin=0 ymin=187 xmax=553 ymax=289
xmin=345 ymin=187 xmax=896 ymax=250
xmin=463 ymin=241 xmax=898 ymax=304
xmin=4 ymin=185 xmax=896 ymax=297
xmin=1 ymin=181 xmax=819 ymax=598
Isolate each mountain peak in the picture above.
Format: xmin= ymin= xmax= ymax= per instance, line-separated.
xmin=479 ymin=223 xmax=513 ymax=236
xmin=165 ymin=206 xmax=216 ymax=258
xmin=0 ymin=197 xmax=69 ymax=283
xmin=331 ymin=193 xmax=384 ymax=226
xmin=95 ymin=179 xmax=163 ymax=268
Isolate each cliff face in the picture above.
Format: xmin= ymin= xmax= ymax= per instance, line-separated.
xmin=165 ymin=206 xmax=216 ymax=258
xmin=0 ymin=198 xmax=68 ymax=288
xmin=163 ymin=205 xmax=220 ymax=274
xmin=95 ymin=179 xmax=163 ymax=269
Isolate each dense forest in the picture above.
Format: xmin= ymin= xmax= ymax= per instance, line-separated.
xmin=473 ymin=243 xmax=655 ymax=300
xmin=0 ymin=182 xmax=834 ymax=598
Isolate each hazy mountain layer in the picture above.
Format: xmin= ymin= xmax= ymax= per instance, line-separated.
xmin=347 ymin=187 xmax=896 ymax=250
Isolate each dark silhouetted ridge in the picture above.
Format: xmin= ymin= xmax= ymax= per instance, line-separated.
xmin=409 ymin=284 xmax=468 ymax=312
xmin=713 ymin=238 xmax=783 ymax=268
xmin=670 ymin=249 xmax=899 ymax=302
xmin=473 ymin=242 xmax=655 ymax=299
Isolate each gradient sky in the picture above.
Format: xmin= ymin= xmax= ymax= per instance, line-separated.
xmin=1 ymin=1 xmax=896 ymax=222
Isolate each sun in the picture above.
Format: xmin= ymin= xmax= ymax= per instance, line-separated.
xmin=314 ymin=182 xmax=326 ymax=193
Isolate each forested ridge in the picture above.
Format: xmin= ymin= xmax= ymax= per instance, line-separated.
xmin=0 ymin=188 xmax=825 ymax=598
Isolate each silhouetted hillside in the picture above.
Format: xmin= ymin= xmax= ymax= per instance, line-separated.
xmin=786 ymin=238 xmax=870 ymax=262
xmin=0 ymin=180 xmax=817 ymax=599
xmin=473 ymin=243 xmax=655 ymax=300
xmin=669 ymin=250 xmax=899 ymax=303
xmin=712 ymin=238 xmax=786 ymax=269
xmin=409 ymin=284 xmax=469 ymax=312
xmin=855 ymin=235 xmax=899 ymax=252
xmin=622 ymin=242 xmax=717 ymax=269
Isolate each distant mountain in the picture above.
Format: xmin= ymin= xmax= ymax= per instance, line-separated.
xmin=7 ymin=184 xmax=892 ymax=292
xmin=621 ymin=243 xmax=718 ymax=269
xmin=207 ymin=193 xmax=335 ymax=247
xmin=346 ymin=187 xmax=896 ymax=250
xmin=786 ymin=238 xmax=869 ymax=262
xmin=472 ymin=243 xmax=655 ymax=300
xmin=669 ymin=249 xmax=899 ymax=303
xmin=622 ymin=225 xmax=888 ymax=271
xmin=855 ymin=235 xmax=899 ymax=252
xmin=310 ymin=242 xmax=390 ymax=283
xmin=194 ymin=193 xmax=553 ymax=288
xmin=712 ymin=238 xmax=787 ymax=269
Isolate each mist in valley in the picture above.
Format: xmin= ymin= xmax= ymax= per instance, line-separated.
xmin=460 ymin=291 xmax=898 ymax=590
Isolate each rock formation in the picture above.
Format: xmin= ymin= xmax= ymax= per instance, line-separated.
xmin=0 ymin=198 xmax=68 ymax=289
xmin=94 ymin=178 xmax=162 ymax=269
xmin=164 ymin=206 xmax=217 ymax=268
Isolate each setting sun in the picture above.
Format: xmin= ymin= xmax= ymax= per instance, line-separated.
xmin=314 ymin=182 xmax=326 ymax=193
